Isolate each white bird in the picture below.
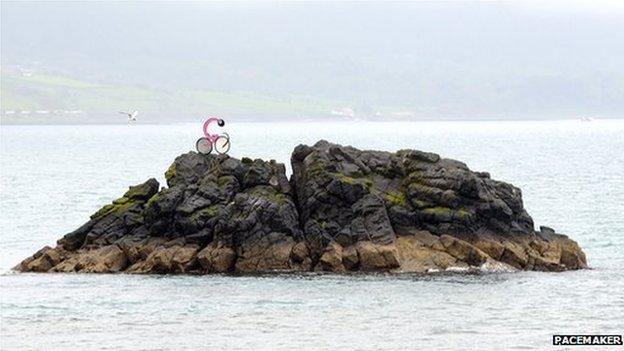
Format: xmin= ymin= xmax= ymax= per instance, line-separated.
xmin=119 ymin=110 xmax=139 ymax=124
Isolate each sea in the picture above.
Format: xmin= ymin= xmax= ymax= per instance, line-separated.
xmin=1 ymin=120 xmax=623 ymax=350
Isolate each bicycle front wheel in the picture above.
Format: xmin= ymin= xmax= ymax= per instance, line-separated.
xmin=196 ymin=137 xmax=213 ymax=155
xmin=214 ymin=134 xmax=231 ymax=155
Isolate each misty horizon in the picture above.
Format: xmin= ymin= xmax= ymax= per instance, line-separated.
xmin=1 ymin=1 xmax=623 ymax=122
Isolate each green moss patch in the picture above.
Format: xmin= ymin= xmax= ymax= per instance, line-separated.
xmin=249 ymin=186 xmax=291 ymax=206
xmin=384 ymin=190 xmax=407 ymax=206
xmin=123 ymin=180 xmax=158 ymax=200
xmin=308 ymin=159 xmax=329 ymax=174
xmin=201 ymin=205 xmax=222 ymax=217
xmin=330 ymin=172 xmax=374 ymax=190
xmin=455 ymin=208 xmax=472 ymax=219
xmin=146 ymin=192 xmax=160 ymax=206
xmin=421 ymin=206 xmax=473 ymax=221
xmin=217 ymin=176 xmax=235 ymax=187
xmin=90 ymin=198 xmax=138 ymax=220
xmin=164 ymin=163 xmax=177 ymax=183
xmin=423 ymin=206 xmax=453 ymax=215
xmin=411 ymin=199 xmax=431 ymax=208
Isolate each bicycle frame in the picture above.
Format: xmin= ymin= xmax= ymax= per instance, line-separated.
xmin=202 ymin=117 xmax=222 ymax=143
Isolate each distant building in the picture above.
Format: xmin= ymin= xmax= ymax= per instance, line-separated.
xmin=330 ymin=107 xmax=355 ymax=118
xmin=390 ymin=111 xmax=415 ymax=118
xmin=19 ymin=68 xmax=34 ymax=77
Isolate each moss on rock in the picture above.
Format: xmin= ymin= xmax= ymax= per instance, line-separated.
xmin=123 ymin=178 xmax=159 ymax=200
xmin=164 ymin=163 xmax=177 ymax=184
xmin=90 ymin=198 xmax=138 ymax=220
xmin=331 ymin=172 xmax=374 ymax=190
xmin=384 ymin=190 xmax=407 ymax=206
xmin=422 ymin=206 xmax=453 ymax=215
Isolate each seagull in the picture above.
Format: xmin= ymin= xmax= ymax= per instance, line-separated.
xmin=119 ymin=110 xmax=139 ymax=124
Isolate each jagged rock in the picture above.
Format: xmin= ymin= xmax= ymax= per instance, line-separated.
xmin=216 ymin=185 xmax=303 ymax=272
xmin=355 ymin=241 xmax=400 ymax=271
xmin=50 ymin=245 xmax=128 ymax=273
xmin=234 ymin=236 xmax=297 ymax=272
xmin=394 ymin=234 xmax=461 ymax=272
xmin=290 ymin=140 xmax=586 ymax=272
xmin=57 ymin=178 xmax=159 ymax=250
xmin=472 ymin=239 xmax=506 ymax=260
xmin=291 ymin=143 xmax=396 ymax=250
xmin=290 ymin=241 xmax=310 ymax=263
xmin=500 ymin=242 xmax=529 ymax=269
xmin=316 ymin=242 xmax=345 ymax=272
xmin=16 ymin=141 xmax=587 ymax=274
xmin=16 ymin=246 xmax=63 ymax=272
xmin=439 ymin=235 xmax=489 ymax=266
xmin=342 ymin=245 xmax=359 ymax=270
xmin=127 ymin=245 xmax=198 ymax=273
xmin=197 ymin=244 xmax=236 ymax=273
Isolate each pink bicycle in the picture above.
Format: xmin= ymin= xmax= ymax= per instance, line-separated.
xmin=196 ymin=117 xmax=231 ymax=155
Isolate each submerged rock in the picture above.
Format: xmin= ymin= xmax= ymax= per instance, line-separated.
xmin=15 ymin=141 xmax=587 ymax=274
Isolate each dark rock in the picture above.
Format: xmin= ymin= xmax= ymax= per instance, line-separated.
xmin=539 ymin=226 xmax=556 ymax=235
xmin=124 ymin=178 xmax=160 ymax=201
xmin=16 ymin=142 xmax=587 ymax=274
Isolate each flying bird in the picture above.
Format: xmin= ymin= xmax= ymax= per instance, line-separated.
xmin=119 ymin=110 xmax=139 ymax=124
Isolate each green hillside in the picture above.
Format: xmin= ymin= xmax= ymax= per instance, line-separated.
xmin=1 ymin=69 xmax=377 ymax=119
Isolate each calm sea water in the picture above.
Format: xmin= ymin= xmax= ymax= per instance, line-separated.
xmin=1 ymin=120 xmax=623 ymax=350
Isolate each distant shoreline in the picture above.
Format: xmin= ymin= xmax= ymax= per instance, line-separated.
xmin=2 ymin=115 xmax=622 ymax=126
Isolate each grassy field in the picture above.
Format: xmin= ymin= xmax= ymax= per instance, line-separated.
xmin=1 ymin=70 xmax=374 ymax=120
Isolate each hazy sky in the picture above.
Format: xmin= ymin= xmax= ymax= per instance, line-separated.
xmin=2 ymin=1 xmax=623 ymax=119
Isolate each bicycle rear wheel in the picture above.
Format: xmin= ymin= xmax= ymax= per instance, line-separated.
xmin=196 ymin=137 xmax=213 ymax=155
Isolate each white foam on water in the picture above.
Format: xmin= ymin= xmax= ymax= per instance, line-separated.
xmin=444 ymin=266 xmax=472 ymax=272
xmin=479 ymin=260 xmax=518 ymax=273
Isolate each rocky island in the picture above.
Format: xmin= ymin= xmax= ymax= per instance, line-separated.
xmin=15 ymin=141 xmax=587 ymax=274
